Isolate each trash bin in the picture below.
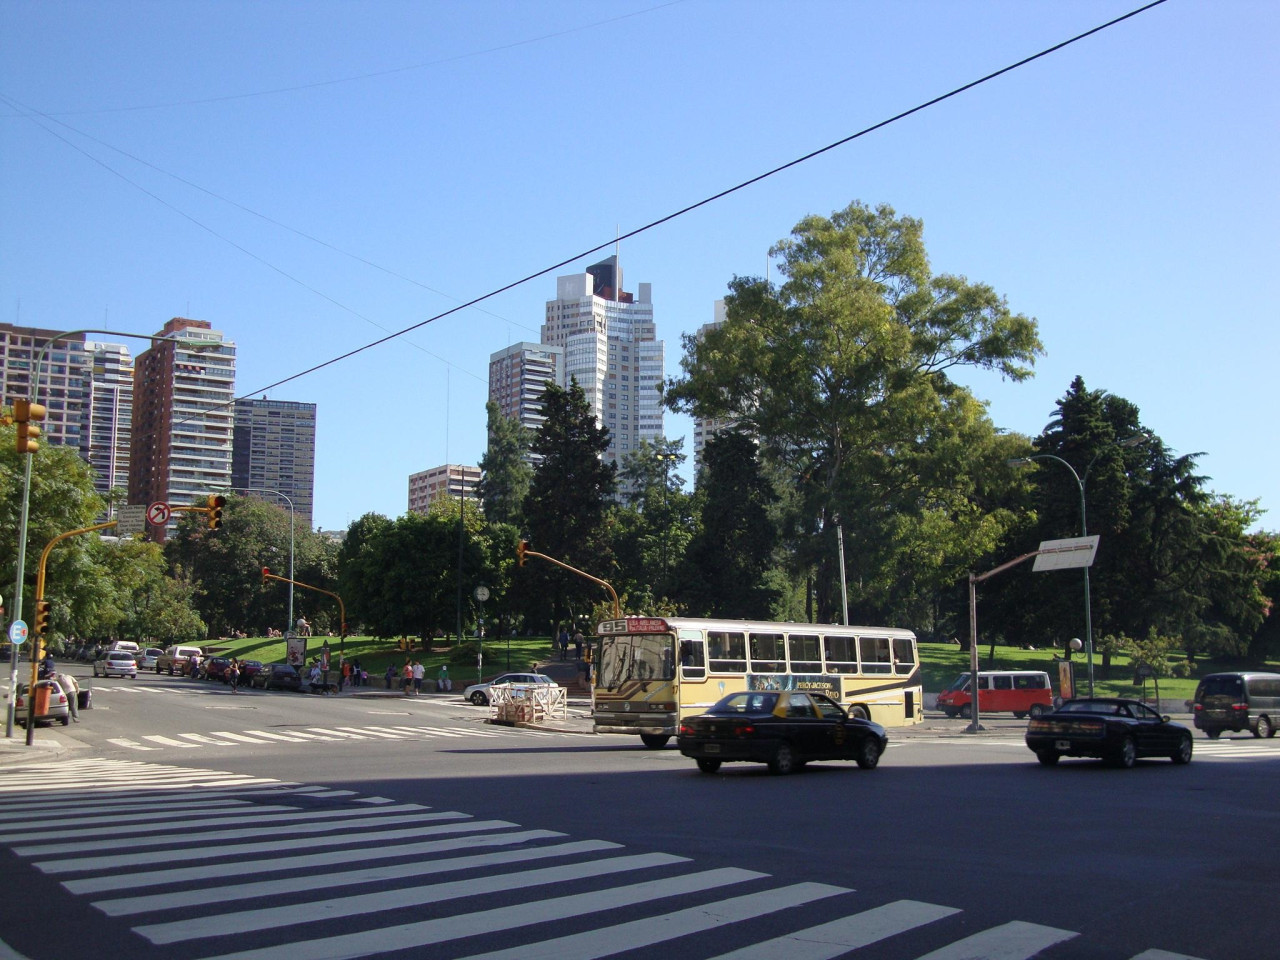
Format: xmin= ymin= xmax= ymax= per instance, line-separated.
xmin=33 ymin=684 xmax=51 ymax=718
xmin=78 ymin=689 xmax=92 ymax=710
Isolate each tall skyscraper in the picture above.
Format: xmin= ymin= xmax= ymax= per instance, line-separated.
xmin=83 ymin=341 xmax=134 ymax=500
xmin=129 ymin=318 xmax=236 ymax=538
xmin=231 ymin=397 xmax=317 ymax=529
xmin=0 ymin=324 xmax=90 ymax=451
xmin=540 ymin=255 xmax=664 ymax=477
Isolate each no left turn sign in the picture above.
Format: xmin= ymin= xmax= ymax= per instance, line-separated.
xmin=147 ymin=501 xmax=171 ymax=525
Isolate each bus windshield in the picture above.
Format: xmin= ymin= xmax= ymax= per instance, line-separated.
xmin=599 ymin=634 xmax=674 ymax=689
xmin=944 ymin=673 xmax=971 ymax=693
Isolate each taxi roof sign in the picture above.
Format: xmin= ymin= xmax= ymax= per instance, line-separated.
xmin=597 ymin=617 xmax=671 ymax=635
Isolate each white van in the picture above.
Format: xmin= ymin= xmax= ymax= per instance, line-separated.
xmin=110 ymin=641 xmax=141 ymax=654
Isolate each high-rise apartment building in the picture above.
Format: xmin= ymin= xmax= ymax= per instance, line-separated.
xmin=83 ymin=341 xmax=134 ymax=499
xmin=408 ymin=464 xmax=481 ymax=515
xmin=129 ymin=318 xmax=236 ymax=538
xmin=488 ymin=342 xmax=564 ymax=433
xmin=0 ymin=324 xmax=90 ymax=451
xmin=540 ymin=256 xmax=664 ymax=477
xmin=231 ymin=398 xmax=317 ymax=529
xmin=691 ymin=300 xmax=739 ymax=470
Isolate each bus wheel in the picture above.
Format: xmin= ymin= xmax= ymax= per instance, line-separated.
xmin=640 ymin=734 xmax=670 ymax=749
xmin=696 ymin=758 xmax=721 ymax=774
xmin=768 ymin=741 xmax=797 ymax=775
xmin=848 ymin=705 xmax=870 ymax=722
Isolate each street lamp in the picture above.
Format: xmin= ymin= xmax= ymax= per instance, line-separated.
xmin=1008 ymin=434 xmax=1146 ymax=698
xmin=832 ymin=513 xmax=850 ymax=626
xmin=7 ymin=328 xmax=211 ymax=740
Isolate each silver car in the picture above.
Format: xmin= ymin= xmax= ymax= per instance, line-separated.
xmin=10 ymin=680 xmax=71 ymax=727
xmin=136 ymin=647 xmax=165 ymax=670
xmin=462 ymin=672 xmax=556 ymax=706
xmin=94 ymin=650 xmax=138 ymax=678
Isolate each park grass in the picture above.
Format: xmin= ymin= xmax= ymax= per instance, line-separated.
xmin=918 ymin=641 xmax=1280 ymax=702
xmin=205 ymin=635 xmax=558 ymax=686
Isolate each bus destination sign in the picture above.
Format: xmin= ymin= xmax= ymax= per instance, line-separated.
xmin=598 ymin=617 xmax=670 ymax=635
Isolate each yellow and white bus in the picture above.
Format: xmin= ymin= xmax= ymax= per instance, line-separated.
xmin=592 ymin=616 xmax=922 ymax=747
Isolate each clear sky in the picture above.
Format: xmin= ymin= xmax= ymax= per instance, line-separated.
xmin=2 ymin=1 xmax=1276 ymax=533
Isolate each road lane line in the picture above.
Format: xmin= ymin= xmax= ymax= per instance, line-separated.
xmin=913 ymin=920 xmax=1077 ymax=960
xmin=97 ymin=839 xmax=623 ymax=916
xmin=702 ymin=899 xmax=960 ymax=960
xmin=140 ymin=736 xmax=200 ymax=748
xmin=163 ymin=867 xmax=765 ymax=959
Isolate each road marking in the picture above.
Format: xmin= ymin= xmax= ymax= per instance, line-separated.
xmin=702 ymin=899 xmax=961 ymax=960
xmin=0 ymin=802 xmax=302 ymax=842
xmin=333 ymin=726 xmax=404 ymax=739
xmin=140 ymin=735 xmax=200 ymax=748
xmin=913 ymin=920 xmax=1077 ymax=959
xmin=242 ymin=730 xmax=310 ymax=743
xmin=105 ymin=737 xmax=157 ymax=750
xmin=459 ymin=883 xmax=850 ymax=960
xmin=1129 ymin=950 xmax=1209 ymax=960
xmin=192 ymin=868 xmax=765 ymax=960
xmin=177 ymin=733 xmax=242 ymax=746
xmin=208 ymin=731 xmax=276 ymax=744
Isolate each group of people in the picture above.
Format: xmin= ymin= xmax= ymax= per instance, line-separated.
xmin=37 ymin=653 xmax=82 ymax=722
xmin=556 ymin=627 xmax=587 ymax=661
xmin=387 ymin=659 xmax=452 ymax=695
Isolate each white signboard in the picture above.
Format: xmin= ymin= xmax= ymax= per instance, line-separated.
xmin=117 ymin=504 xmax=147 ymax=537
xmin=1032 ymin=535 xmax=1100 ymax=571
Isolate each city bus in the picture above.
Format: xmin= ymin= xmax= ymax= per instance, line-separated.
xmin=592 ymin=616 xmax=922 ymax=747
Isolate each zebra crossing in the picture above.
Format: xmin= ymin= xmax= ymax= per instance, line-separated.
xmin=0 ymin=758 xmax=1209 ymax=960
xmin=102 ymin=722 xmax=566 ymax=752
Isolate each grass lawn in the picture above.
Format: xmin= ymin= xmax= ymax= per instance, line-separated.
xmin=918 ymin=641 xmax=1279 ymax=703
xmin=204 ymin=635 xmax=559 ymax=686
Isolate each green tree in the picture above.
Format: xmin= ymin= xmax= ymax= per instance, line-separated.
xmin=478 ymin=400 xmax=533 ymax=529
xmin=523 ymin=379 xmax=617 ymax=628
xmin=93 ymin=538 xmax=204 ymax=643
xmin=337 ymin=512 xmax=393 ymax=633
xmin=613 ymin=439 xmax=695 ymax=607
xmin=664 ymin=201 xmax=1042 ymax=626
xmin=677 ymin=431 xmax=779 ymax=618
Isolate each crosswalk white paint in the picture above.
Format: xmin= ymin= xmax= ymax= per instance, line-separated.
xmin=0 ymin=758 xmax=1211 ymax=960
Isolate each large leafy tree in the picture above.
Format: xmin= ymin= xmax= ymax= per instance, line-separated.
xmin=92 ymin=538 xmax=204 ymax=643
xmin=664 ymin=200 xmax=1042 ymax=627
xmin=522 ymin=379 xmax=617 ymax=628
xmin=677 ymin=431 xmax=779 ymax=618
xmin=337 ymin=512 xmax=393 ymax=633
xmin=613 ymin=439 xmax=696 ymax=609
xmin=478 ymin=400 xmax=533 ymax=529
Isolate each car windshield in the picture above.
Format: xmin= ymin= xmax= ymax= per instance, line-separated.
xmin=710 ymin=692 xmax=779 ymax=714
xmin=943 ymin=673 xmax=971 ymax=692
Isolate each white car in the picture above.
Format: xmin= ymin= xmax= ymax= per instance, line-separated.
xmin=94 ymin=650 xmax=138 ymax=678
xmin=462 ymin=672 xmax=556 ymax=706
xmin=9 ymin=680 xmax=71 ymax=727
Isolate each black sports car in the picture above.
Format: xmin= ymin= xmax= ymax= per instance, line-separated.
xmin=676 ymin=690 xmax=888 ymax=775
xmin=1025 ymin=697 xmax=1193 ymax=768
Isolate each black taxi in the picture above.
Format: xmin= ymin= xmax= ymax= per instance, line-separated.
xmin=676 ymin=690 xmax=888 ymax=775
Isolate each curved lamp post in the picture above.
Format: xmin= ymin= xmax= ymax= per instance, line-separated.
xmin=1008 ymin=435 xmax=1146 ymax=698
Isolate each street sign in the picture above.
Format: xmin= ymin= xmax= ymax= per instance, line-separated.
xmin=8 ymin=620 xmax=28 ymax=646
xmin=1032 ymin=535 xmax=1100 ymax=571
xmin=117 ymin=504 xmax=147 ymax=537
xmin=147 ymin=501 xmax=172 ymax=526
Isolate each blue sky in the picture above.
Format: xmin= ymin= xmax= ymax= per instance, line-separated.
xmin=2 ymin=0 xmax=1276 ymax=533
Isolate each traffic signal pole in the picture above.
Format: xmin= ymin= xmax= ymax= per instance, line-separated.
xmin=516 ymin=542 xmax=621 ymax=619
xmin=261 ymin=569 xmax=347 ymax=658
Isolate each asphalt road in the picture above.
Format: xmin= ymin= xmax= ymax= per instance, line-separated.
xmin=1 ymin=666 xmax=1277 ymax=960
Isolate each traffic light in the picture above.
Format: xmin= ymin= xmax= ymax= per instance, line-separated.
xmin=207 ymin=494 xmax=226 ymax=530
xmin=13 ymin=398 xmax=46 ymax=455
xmin=516 ymin=540 xmax=529 ymax=567
xmin=34 ymin=599 xmax=50 ymax=636
xmin=261 ymin=567 xmax=271 ymax=585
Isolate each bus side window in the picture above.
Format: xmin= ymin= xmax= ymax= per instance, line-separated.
xmin=679 ymin=638 xmax=706 ymax=680
xmin=822 ymin=635 xmax=858 ymax=674
xmin=860 ymin=637 xmax=892 ymax=674
xmin=994 ymin=675 xmax=1013 ymax=690
xmin=708 ymin=632 xmax=747 ymax=673
xmin=892 ymin=637 xmax=916 ymax=675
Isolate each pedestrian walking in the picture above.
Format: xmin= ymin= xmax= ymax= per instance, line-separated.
xmin=573 ymin=629 xmax=584 ymax=660
xmin=558 ymin=629 xmax=569 ymax=661
xmin=228 ymin=659 xmax=240 ymax=693
xmin=412 ymin=660 xmax=425 ymax=696
xmin=385 ymin=664 xmax=396 ymax=690
xmin=402 ymin=659 xmax=413 ymax=695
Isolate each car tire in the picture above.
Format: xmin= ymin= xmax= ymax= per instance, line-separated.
xmin=92 ymin=666 xmax=99 ymax=677
xmin=1036 ymin=750 xmax=1060 ymax=766
xmin=696 ymin=758 xmax=722 ymax=774
xmin=469 ymin=692 xmax=489 ymax=706
xmin=1013 ymin=711 xmax=1027 ymax=720
xmin=60 ymin=716 xmax=70 ymax=727
xmin=640 ymin=734 xmax=671 ymax=749
xmin=1113 ymin=736 xmax=1137 ymax=768
xmin=941 ymin=708 xmax=956 ymax=719
xmin=855 ymin=737 xmax=882 ymax=770
xmin=1254 ymin=716 xmax=1273 ymax=740
xmin=768 ymin=741 xmax=797 ymax=776
xmin=1205 ymin=728 xmax=1221 ymax=739
xmin=1029 ymin=704 xmax=1048 ymax=718
xmin=1171 ymin=734 xmax=1193 ymax=765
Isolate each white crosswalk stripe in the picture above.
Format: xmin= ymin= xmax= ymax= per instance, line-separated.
xmin=0 ymin=758 xmax=1209 ymax=960
xmin=99 ymin=721 xmax=570 ymax=752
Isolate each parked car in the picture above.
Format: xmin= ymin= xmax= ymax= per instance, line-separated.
xmin=94 ymin=650 xmax=138 ymax=679
xmin=253 ymin=663 xmax=303 ymax=692
xmin=676 ymin=690 xmax=888 ymax=775
xmin=462 ymin=672 xmax=557 ymax=706
xmin=8 ymin=680 xmax=71 ymax=727
xmin=937 ymin=670 xmax=1053 ymax=719
xmin=156 ymin=645 xmax=204 ymax=675
xmin=110 ymin=640 xmax=141 ymax=655
xmin=1192 ymin=671 xmax=1280 ymax=739
xmin=202 ymin=657 xmax=233 ymax=683
xmin=1025 ymin=697 xmax=1193 ymax=768
xmin=136 ymin=647 xmax=165 ymax=670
